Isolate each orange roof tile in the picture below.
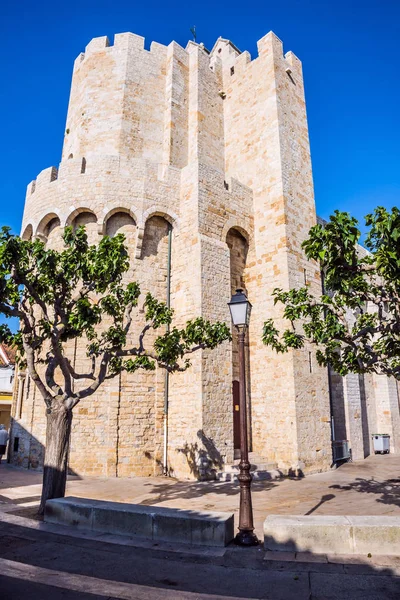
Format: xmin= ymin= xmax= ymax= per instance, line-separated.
xmin=0 ymin=344 xmax=16 ymax=366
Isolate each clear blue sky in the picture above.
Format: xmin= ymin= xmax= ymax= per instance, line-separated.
xmin=1 ymin=0 xmax=399 ymax=233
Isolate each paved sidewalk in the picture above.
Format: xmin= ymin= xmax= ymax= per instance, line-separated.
xmin=0 ymin=515 xmax=399 ymax=599
xmin=1 ymin=453 xmax=399 ymax=538
xmin=1 ymin=456 xmax=400 ymax=599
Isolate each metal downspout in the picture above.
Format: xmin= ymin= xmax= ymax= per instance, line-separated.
xmin=163 ymin=224 xmax=172 ymax=476
xmin=321 ymin=271 xmax=336 ymax=463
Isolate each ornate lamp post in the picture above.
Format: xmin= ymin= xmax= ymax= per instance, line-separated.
xmin=228 ymin=289 xmax=259 ymax=546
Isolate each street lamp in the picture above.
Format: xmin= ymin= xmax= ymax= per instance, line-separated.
xmin=228 ymin=289 xmax=259 ymax=546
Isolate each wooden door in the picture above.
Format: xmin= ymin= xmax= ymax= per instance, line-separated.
xmin=233 ymin=380 xmax=241 ymax=449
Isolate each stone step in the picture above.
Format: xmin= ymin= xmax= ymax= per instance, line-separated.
xmin=216 ymin=469 xmax=283 ymax=482
xmin=216 ymin=453 xmax=282 ymax=482
xmin=222 ymin=462 xmax=278 ymax=473
xmin=216 ymin=457 xmax=282 ymax=481
xmin=224 ymin=452 xmax=277 ymax=470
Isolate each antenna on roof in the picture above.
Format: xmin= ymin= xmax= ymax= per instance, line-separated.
xmin=190 ymin=26 xmax=197 ymax=43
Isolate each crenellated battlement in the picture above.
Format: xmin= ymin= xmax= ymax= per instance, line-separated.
xmin=26 ymin=155 xmax=250 ymax=205
xmin=209 ymin=31 xmax=301 ymax=73
xmin=23 ymin=152 xmax=252 ymax=254
xmin=26 ymin=160 xmax=83 ymax=198
xmin=73 ymin=32 xmax=175 ymax=72
xmin=72 ymin=30 xmax=300 ymax=80
xmin=64 ymin=29 xmax=304 ymax=170
xmin=26 ymin=155 xmax=183 ymax=197
xmin=22 ymin=162 xmax=180 ymax=244
xmin=65 ymin=33 xmax=179 ymax=163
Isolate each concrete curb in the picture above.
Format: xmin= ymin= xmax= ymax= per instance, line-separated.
xmin=0 ymin=509 xmax=227 ymax=557
xmin=264 ymin=515 xmax=400 ymax=556
xmin=2 ymin=509 xmax=400 ymax=575
xmin=45 ymin=496 xmax=235 ymax=547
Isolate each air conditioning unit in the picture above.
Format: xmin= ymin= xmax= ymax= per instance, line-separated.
xmin=332 ymin=440 xmax=351 ymax=462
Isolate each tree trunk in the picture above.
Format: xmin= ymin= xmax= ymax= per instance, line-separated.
xmin=39 ymin=403 xmax=72 ymax=515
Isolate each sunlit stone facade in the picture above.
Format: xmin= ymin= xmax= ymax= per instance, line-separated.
xmin=10 ymin=32 xmax=400 ymax=478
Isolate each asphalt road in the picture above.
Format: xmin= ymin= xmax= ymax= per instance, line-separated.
xmin=0 ymin=520 xmax=399 ymax=600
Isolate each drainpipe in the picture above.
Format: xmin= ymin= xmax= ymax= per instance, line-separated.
xmin=328 ymin=365 xmax=336 ymax=442
xmin=163 ymin=224 xmax=172 ymax=476
xmin=321 ymin=271 xmax=336 ymax=463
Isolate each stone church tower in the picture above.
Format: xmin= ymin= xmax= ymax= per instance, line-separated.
xmin=11 ymin=31 xmax=399 ymax=478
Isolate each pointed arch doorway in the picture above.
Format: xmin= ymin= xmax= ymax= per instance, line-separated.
xmin=226 ymin=227 xmax=250 ymax=454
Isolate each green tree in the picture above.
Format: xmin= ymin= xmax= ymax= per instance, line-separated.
xmin=262 ymin=207 xmax=400 ymax=380
xmin=0 ymin=226 xmax=231 ymax=513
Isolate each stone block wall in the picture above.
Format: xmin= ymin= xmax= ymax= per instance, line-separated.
xmin=12 ymin=30 xmax=399 ymax=480
xmin=215 ymin=32 xmax=331 ymax=473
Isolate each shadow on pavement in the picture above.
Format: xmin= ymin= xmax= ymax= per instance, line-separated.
xmin=0 ymin=521 xmax=399 ymax=600
xmin=140 ymin=478 xmax=277 ymax=505
xmin=305 ymin=493 xmax=336 ymax=515
xmin=330 ymin=477 xmax=400 ymax=507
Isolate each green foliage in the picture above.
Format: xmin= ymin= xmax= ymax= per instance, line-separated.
xmin=144 ymin=293 xmax=173 ymax=328
xmin=262 ymin=207 xmax=400 ymax=379
xmin=153 ymin=318 xmax=231 ymax=372
xmin=0 ymin=225 xmax=231 ymax=407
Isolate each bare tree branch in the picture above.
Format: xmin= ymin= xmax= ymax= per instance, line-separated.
xmin=0 ymin=302 xmax=23 ymax=319
xmin=65 ymin=357 xmax=96 ymax=381
xmin=123 ymin=302 xmax=135 ymax=335
xmin=23 ymin=339 xmax=52 ymax=408
xmin=75 ymin=352 xmax=111 ymax=404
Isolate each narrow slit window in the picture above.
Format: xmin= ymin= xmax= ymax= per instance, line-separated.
xmin=309 ymin=351 xmax=313 ymax=373
xmin=230 ymin=66 xmax=235 ymax=76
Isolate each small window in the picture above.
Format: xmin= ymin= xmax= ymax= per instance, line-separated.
xmin=218 ymin=48 xmax=222 ymax=54
xmin=309 ymin=351 xmax=313 ymax=373
xmin=224 ymin=180 xmax=229 ymax=190
xmin=304 ymin=268 xmax=307 ymax=284
xmin=230 ymin=66 xmax=235 ymax=76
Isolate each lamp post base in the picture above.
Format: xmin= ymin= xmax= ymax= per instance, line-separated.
xmin=234 ymin=530 xmax=259 ymax=546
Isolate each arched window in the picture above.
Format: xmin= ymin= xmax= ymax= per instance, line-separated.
xmin=226 ymin=228 xmax=249 ymax=294
xmin=72 ymin=211 xmax=97 ymax=229
xmin=68 ymin=210 xmax=98 ymax=245
xmin=35 ymin=214 xmax=62 ymax=249
xmin=104 ymin=212 xmax=136 ymax=273
xmin=105 ymin=211 xmax=136 ymax=239
xmin=21 ymin=224 xmax=33 ymax=241
xmin=141 ymin=215 xmax=172 ymax=299
xmin=44 ymin=217 xmax=61 ymax=238
xmin=44 ymin=216 xmax=62 ymax=249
